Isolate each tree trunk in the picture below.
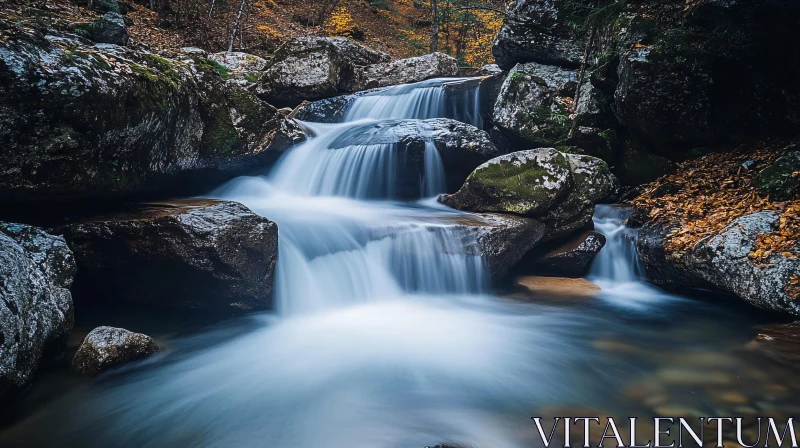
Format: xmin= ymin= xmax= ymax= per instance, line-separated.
xmin=150 ymin=0 xmax=155 ymax=10
xmin=208 ymin=0 xmax=215 ymax=18
xmin=430 ymin=0 xmax=439 ymax=53
xmin=228 ymin=0 xmax=247 ymax=52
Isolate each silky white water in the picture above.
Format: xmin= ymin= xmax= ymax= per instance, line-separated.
xmin=1 ymin=78 xmax=703 ymax=448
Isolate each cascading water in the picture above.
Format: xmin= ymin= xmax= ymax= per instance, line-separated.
xmin=588 ymin=204 xmax=679 ymax=310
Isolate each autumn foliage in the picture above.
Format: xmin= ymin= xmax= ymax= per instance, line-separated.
xmin=633 ymin=146 xmax=800 ymax=299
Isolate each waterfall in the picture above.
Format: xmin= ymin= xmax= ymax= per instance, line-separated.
xmin=212 ymin=77 xmax=490 ymax=315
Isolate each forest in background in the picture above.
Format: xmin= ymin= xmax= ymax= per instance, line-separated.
xmin=1 ymin=0 xmax=506 ymax=66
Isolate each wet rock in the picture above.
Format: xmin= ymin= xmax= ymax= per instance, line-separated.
xmin=451 ymin=214 xmax=546 ymax=280
xmin=72 ymin=326 xmax=159 ymax=375
xmin=87 ymin=12 xmax=129 ymax=46
xmin=755 ymin=150 xmax=800 ymax=201
xmin=0 ymin=223 xmax=76 ymax=403
xmin=0 ymin=25 xmax=304 ymax=204
xmin=637 ymin=211 xmax=800 ymax=315
xmin=617 ymin=140 xmax=677 ymax=186
xmin=255 ymin=36 xmax=390 ymax=107
xmin=521 ymin=231 xmax=606 ymax=277
xmin=492 ymin=0 xmax=585 ymax=70
xmin=491 ymin=62 xmax=577 ymax=146
xmin=207 ymin=51 xmax=267 ymax=86
xmin=325 ymin=118 xmax=501 ymax=196
xmin=442 ymin=149 xmax=616 ymax=238
xmin=471 ymin=64 xmax=502 ymax=76
xmin=60 ymin=199 xmax=278 ymax=314
xmin=361 ymin=52 xmax=459 ymax=89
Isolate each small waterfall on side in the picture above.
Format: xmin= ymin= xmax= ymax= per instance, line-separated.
xmin=589 ymin=204 xmax=677 ymax=309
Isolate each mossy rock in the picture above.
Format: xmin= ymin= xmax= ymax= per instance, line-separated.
xmin=440 ymin=148 xmax=573 ymax=217
xmin=755 ymin=151 xmax=800 ymax=201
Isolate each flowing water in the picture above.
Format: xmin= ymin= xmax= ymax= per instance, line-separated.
xmin=3 ymin=78 xmax=800 ymax=448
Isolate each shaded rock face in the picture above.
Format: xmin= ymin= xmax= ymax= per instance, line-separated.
xmin=492 ymin=0 xmax=585 ymax=70
xmin=491 ymin=62 xmax=577 ymax=146
xmin=325 ymin=118 xmax=501 ymax=196
xmin=88 ymin=12 xmax=129 ymax=46
xmin=451 ymin=213 xmax=546 ymax=280
xmin=755 ymin=150 xmax=800 ymax=201
xmin=60 ymin=200 xmax=279 ymax=314
xmin=636 ymin=212 xmax=800 ymax=316
xmin=0 ymin=223 xmax=76 ymax=402
xmin=361 ymin=52 xmax=459 ymax=89
xmin=72 ymin=326 xmax=159 ymax=375
xmin=0 ymin=25 xmax=304 ymax=205
xmin=521 ymin=231 xmax=605 ymax=278
xmin=441 ymin=149 xmax=616 ymax=238
xmin=255 ymin=36 xmax=390 ymax=107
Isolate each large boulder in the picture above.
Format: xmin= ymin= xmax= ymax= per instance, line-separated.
xmin=255 ymin=36 xmax=390 ymax=107
xmin=492 ymin=0 xmax=585 ymax=70
xmin=451 ymin=213 xmax=546 ymax=280
xmin=441 ymin=149 xmax=617 ymax=239
xmin=59 ymin=200 xmax=278 ymax=314
xmin=0 ymin=24 xmax=304 ymax=205
xmin=0 ymin=223 xmax=75 ymax=403
xmin=491 ymin=62 xmax=577 ymax=147
xmin=72 ymin=326 xmax=159 ymax=375
xmin=519 ymin=231 xmax=605 ymax=277
xmin=324 ymin=118 xmax=501 ymax=196
xmin=636 ymin=211 xmax=800 ymax=316
xmin=361 ymin=52 xmax=459 ymax=89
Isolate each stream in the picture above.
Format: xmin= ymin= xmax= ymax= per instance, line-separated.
xmin=2 ymin=78 xmax=799 ymax=448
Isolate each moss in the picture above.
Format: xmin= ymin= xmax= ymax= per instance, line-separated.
xmin=244 ymin=71 xmax=261 ymax=83
xmin=195 ymin=57 xmax=231 ymax=79
xmin=91 ymin=54 xmax=111 ymax=70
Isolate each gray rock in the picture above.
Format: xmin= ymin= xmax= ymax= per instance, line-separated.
xmin=521 ymin=231 xmax=606 ymax=277
xmin=255 ymin=36 xmax=390 ymax=107
xmin=0 ymin=223 xmax=75 ymax=402
xmin=441 ymin=149 xmax=617 ymax=239
xmin=60 ymin=199 xmax=278 ymax=314
xmin=755 ymin=150 xmax=800 ymax=201
xmin=88 ymin=12 xmax=129 ymax=46
xmin=637 ymin=211 xmax=800 ymax=316
xmin=492 ymin=0 xmax=585 ymax=70
xmin=361 ymin=52 xmax=459 ymax=89
xmin=748 ymin=321 xmax=800 ymax=367
xmin=0 ymin=25 xmax=304 ymax=204
xmin=72 ymin=326 xmax=159 ymax=375
xmin=472 ymin=64 xmax=502 ymax=76
xmin=491 ymin=62 xmax=577 ymax=146
xmin=451 ymin=213 xmax=546 ymax=280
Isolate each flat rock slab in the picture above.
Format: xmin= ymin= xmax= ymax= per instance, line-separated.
xmin=515 ymin=276 xmax=601 ymax=298
xmin=60 ymin=199 xmax=278 ymax=314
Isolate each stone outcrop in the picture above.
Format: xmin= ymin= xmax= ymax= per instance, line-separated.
xmin=755 ymin=150 xmax=800 ymax=201
xmin=519 ymin=231 xmax=605 ymax=277
xmin=255 ymin=36 xmax=390 ymax=107
xmin=492 ymin=0 xmax=584 ymax=70
xmin=86 ymin=12 xmax=129 ymax=46
xmin=72 ymin=326 xmax=160 ymax=375
xmin=59 ymin=200 xmax=278 ymax=314
xmin=491 ymin=62 xmax=577 ymax=147
xmin=441 ymin=149 xmax=617 ymax=239
xmin=636 ymin=212 xmax=800 ymax=316
xmin=0 ymin=223 xmax=76 ymax=402
xmin=0 ymin=24 xmax=304 ymax=205
xmin=207 ymin=51 xmax=267 ymax=87
xmin=361 ymin=52 xmax=459 ymax=89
